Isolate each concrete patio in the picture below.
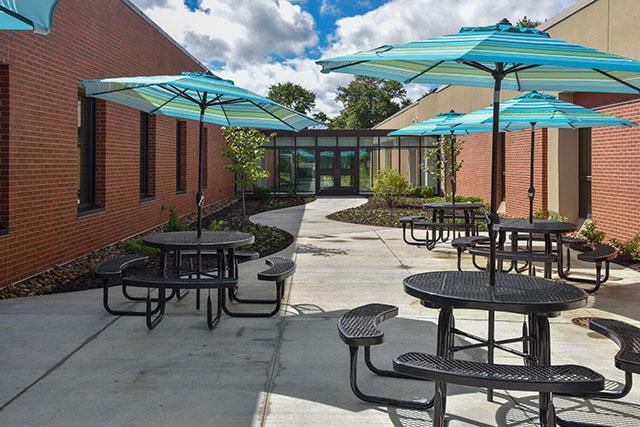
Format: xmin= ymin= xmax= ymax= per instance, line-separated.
xmin=1 ymin=197 xmax=639 ymax=426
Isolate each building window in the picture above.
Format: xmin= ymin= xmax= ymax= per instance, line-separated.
xmin=176 ymin=121 xmax=186 ymax=193
xmin=139 ymin=112 xmax=150 ymax=199
xmin=202 ymin=127 xmax=208 ymax=189
xmin=77 ymin=94 xmax=96 ymax=212
xmin=578 ymin=128 xmax=592 ymax=219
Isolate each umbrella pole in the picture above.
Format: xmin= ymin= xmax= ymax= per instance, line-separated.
xmin=450 ymin=132 xmax=456 ymax=203
xmin=488 ymin=73 xmax=503 ymax=286
xmin=528 ymin=123 xmax=536 ymax=223
xmin=197 ymin=107 xmax=206 ymax=238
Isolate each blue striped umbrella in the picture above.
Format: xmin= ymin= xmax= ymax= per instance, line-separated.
xmin=0 ymin=0 xmax=59 ymax=34
xmin=82 ymin=71 xmax=317 ymax=235
xmin=454 ymin=91 xmax=637 ymax=221
xmin=317 ymin=18 xmax=640 ymax=287
xmin=389 ymin=111 xmax=526 ymax=202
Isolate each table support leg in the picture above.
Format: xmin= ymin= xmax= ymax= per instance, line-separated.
xmin=487 ymin=310 xmax=495 ymax=402
xmin=536 ymin=314 xmax=556 ymax=427
xmin=433 ymin=307 xmax=453 ymax=426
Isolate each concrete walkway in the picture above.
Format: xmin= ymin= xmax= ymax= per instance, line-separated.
xmin=1 ymin=197 xmax=639 ymax=426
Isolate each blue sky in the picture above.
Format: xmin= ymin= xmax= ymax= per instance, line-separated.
xmin=133 ymin=0 xmax=576 ymax=116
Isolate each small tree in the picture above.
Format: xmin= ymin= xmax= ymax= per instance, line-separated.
xmin=222 ymin=127 xmax=270 ymax=223
xmin=372 ymin=169 xmax=410 ymax=214
xmin=424 ymin=135 xmax=464 ymax=199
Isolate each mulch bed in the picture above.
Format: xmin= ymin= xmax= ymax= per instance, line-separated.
xmin=0 ymin=196 xmax=314 ymax=300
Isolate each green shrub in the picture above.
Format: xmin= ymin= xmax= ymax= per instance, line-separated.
xmin=407 ymin=186 xmax=436 ymax=198
xmin=121 ymin=238 xmax=159 ymax=256
xmin=611 ymin=234 xmax=640 ymax=260
xmin=209 ymin=220 xmax=228 ymax=232
xmin=548 ymin=213 xmax=569 ymax=222
xmin=533 ymin=208 xmax=548 ymax=219
xmin=252 ymin=185 xmax=271 ymax=199
xmin=165 ymin=208 xmax=190 ymax=232
xmin=372 ymin=169 xmax=410 ymax=212
xmin=580 ymin=221 xmax=606 ymax=245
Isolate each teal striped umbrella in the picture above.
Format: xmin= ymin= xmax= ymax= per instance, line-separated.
xmin=0 ymin=0 xmax=59 ymax=34
xmin=389 ymin=111 xmax=525 ymax=202
xmin=318 ymin=18 xmax=640 ymax=288
xmin=455 ymin=91 xmax=637 ymax=221
xmin=82 ymin=71 xmax=317 ymax=235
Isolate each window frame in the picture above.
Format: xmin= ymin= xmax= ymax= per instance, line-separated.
xmin=77 ymin=93 xmax=97 ymax=213
xmin=139 ymin=112 xmax=151 ymax=199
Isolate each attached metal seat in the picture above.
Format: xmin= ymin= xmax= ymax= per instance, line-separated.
xmin=222 ymin=257 xmax=295 ymax=318
xmin=337 ymin=304 xmax=432 ymax=410
xmin=95 ymin=254 xmax=151 ymax=317
xmin=564 ymin=244 xmax=618 ymax=293
xmin=451 ymin=236 xmax=490 ymax=271
xmin=399 ymin=215 xmax=428 ymax=246
xmin=394 ymin=352 xmax=603 ymax=427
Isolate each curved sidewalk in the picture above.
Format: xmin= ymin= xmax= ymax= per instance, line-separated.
xmin=0 ymin=197 xmax=639 ymax=426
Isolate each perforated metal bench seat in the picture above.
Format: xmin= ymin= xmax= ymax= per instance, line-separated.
xmin=582 ymin=318 xmax=640 ymax=374
xmin=577 ymin=244 xmax=618 ymax=263
xmin=399 ymin=215 xmax=423 ymax=224
xmin=95 ymin=254 xmax=148 ymax=280
xmin=338 ymin=303 xmax=398 ymax=346
xmin=393 ymin=353 xmax=604 ymax=394
xmin=414 ymin=220 xmax=475 ymax=230
xmin=123 ymin=275 xmax=238 ymax=290
xmin=469 ymin=247 xmax=557 ymax=263
xmin=451 ymin=236 xmax=490 ymax=249
xmin=257 ymin=257 xmax=296 ymax=282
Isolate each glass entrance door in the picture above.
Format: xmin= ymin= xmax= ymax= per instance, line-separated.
xmin=317 ymin=148 xmax=357 ymax=195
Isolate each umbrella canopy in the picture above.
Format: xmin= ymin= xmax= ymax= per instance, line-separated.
xmin=0 ymin=0 xmax=59 ymax=34
xmin=317 ymin=19 xmax=640 ymax=289
xmin=82 ymin=71 xmax=317 ymax=236
xmin=454 ymin=91 xmax=637 ymax=221
xmin=389 ymin=110 xmax=524 ymax=203
xmin=456 ymin=91 xmax=638 ymax=128
xmin=388 ymin=111 xmax=522 ymax=136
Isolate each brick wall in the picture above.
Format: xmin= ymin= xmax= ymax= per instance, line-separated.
xmin=0 ymin=0 xmax=234 ymax=287
xmin=591 ymin=100 xmax=640 ymax=241
xmin=504 ymin=128 xmax=548 ymax=217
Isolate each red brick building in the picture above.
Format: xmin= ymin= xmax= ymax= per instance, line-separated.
xmin=0 ymin=0 xmax=234 ymax=287
xmin=376 ymin=0 xmax=640 ymax=242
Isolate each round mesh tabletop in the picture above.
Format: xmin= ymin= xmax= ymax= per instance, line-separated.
xmin=423 ymin=202 xmax=485 ymax=210
xmin=143 ymin=231 xmax=254 ymax=251
xmin=404 ymin=271 xmax=587 ymax=314
xmin=497 ymin=218 xmax=576 ymax=234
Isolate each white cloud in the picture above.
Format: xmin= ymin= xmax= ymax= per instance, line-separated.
xmin=131 ymin=0 xmax=575 ymax=117
xmin=319 ymin=0 xmax=340 ymax=17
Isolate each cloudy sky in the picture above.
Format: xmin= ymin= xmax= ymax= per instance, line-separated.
xmin=131 ymin=0 xmax=576 ymax=117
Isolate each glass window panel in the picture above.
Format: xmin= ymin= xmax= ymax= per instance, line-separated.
xmin=275 ymin=136 xmax=295 ymax=147
xmin=296 ymin=136 xmax=315 ymax=147
xmin=318 ymin=136 xmax=336 ymax=147
xmin=359 ymin=136 xmax=376 ymax=147
xmin=338 ymin=136 xmax=357 ymax=147
xmin=400 ymin=147 xmax=420 ymax=187
xmin=340 ymin=175 xmax=354 ymax=187
xmin=319 ymin=150 xmax=334 ymax=169
xmin=379 ymin=147 xmax=398 ymax=171
xmin=296 ymin=148 xmax=316 ymax=193
xmin=379 ymin=136 xmax=398 ymax=147
xmin=320 ymin=175 xmax=334 ymax=189
xmin=400 ymin=136 xmax=419 ymax=147
xmin=340 ymin=150 xmax=355 ymax=170
xmin=423 ymin=153 xmax=438 ymax=190
xmin=278 ymin=148 xmax=295 ymax=193
xmin=256 ymin=149 xmax=276 ymax=191
xmin=359 ymin=148 xmax=373 ymax=192
xmin=422 ymin=135 xmax=438 ymax=148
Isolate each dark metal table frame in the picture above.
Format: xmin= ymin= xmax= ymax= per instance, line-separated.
xmin=496 ymin=219 xmax=577 ymax=279
xmin=420 ymin=202 xmax=485 ymax=249
xmin=402 ymin=271 xmax=588 ymax=426
xmin=140 ymin=231 xmax=255 ymax=328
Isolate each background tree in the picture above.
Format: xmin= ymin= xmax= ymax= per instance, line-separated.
xmin=312 ymin=111 xmax=329 ymax=125
xmin=329 ymin=76 xmax=411 ymax=129
xmin=222 ymin=127 xmax=270 ymax=223
xmin=516 ymin=16 xmax=541 ymax=28
xmin=424 ymin=136 xmax=464 ymax=199
xmin=267 ymin=82 xmax=316 ymax=114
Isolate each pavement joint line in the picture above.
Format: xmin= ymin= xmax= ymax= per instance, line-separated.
xmin=374 ymin=230 xmax=413 ymax=275
xmin=258 ymin=246 xmax=298 ymax=426
xmin=0 ymin=315 xmax=121 ymax=412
